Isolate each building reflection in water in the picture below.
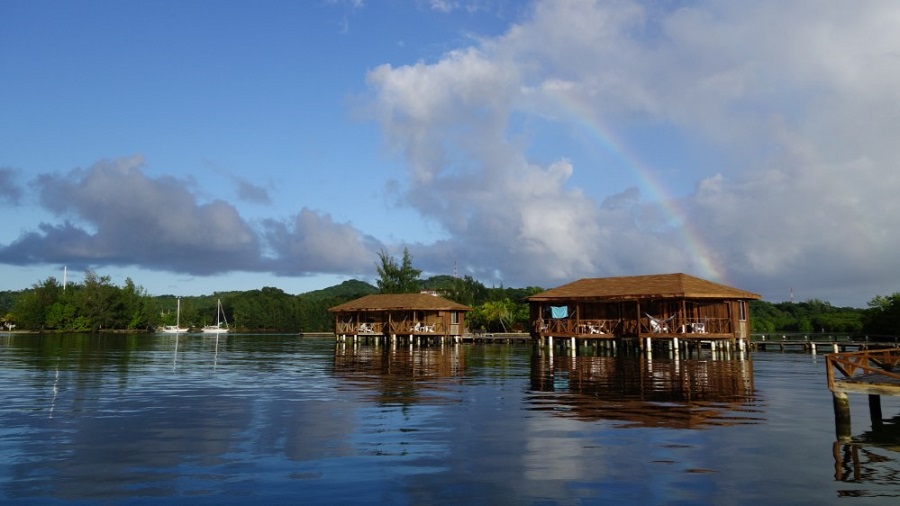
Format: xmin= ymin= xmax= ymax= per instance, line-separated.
xmin=529 ymin=351 xmax=762 ymax=429
xmin=332 ymin=343 xmax=466 ymax=406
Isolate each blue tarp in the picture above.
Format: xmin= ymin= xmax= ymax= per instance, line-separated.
xmin=550 ymin=306 xmax=568 ymax=319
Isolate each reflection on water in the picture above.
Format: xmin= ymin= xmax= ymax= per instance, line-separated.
xmin=835 ymin=414 xmax=900 ymax=496
xmin=2 ymin=334 xmax=900 ymax=502
xmin=529 ymin=351 xmax=763 ymax=428
xmin=333 ymin=343 xmax=465 ymax=406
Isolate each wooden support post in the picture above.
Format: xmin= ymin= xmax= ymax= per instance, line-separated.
xmin=869 ymin=394 xmax=883 ymax=429
xmin=832 ymin=391 xmax=852 ymax=441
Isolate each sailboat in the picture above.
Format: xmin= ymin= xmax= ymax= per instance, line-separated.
xmin=160 ymin=297 xmax=189 ymax=334
xmin=201 ymin=299 xmax=229 ymax=334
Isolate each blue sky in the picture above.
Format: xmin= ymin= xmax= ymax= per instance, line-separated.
xmin=2 ymin=0 xmax=899 ymax=307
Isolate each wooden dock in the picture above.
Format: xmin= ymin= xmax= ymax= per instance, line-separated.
xmin=825 ymin=348 xmax=900 ymax=441
xmin=751 ymin=340 xmax=899 ymax=353
xmin=463 ymin=333 xmax=531 ymax=344
xmin=750 ymin=333 xmax=900 ymax=353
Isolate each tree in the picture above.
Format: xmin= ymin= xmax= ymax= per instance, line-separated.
xmin=77 ymin=269 xmax=121 ymax=332
xmin=439 ymin=275 xmax=487 ymax=306
xmin=481 ymin=299 xmax=517 ymax=332
xmin=376 ymin=248 xmax=422 ymax=294
xmin=13 ymin=277 xmax=63 ymax=330
xmin=120 ymin=278 xmax=151 ymax=329
xmin=863 ymin=293 xmax=900 ymax=336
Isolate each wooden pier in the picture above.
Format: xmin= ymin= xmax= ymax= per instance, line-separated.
xmin=825 ymin=348 xmax=900 ymax=441
xmin=752 ymin=339 xmax=900 ymax=353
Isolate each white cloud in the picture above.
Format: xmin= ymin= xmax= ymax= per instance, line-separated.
xmin=366 ymin=0 xmax=900 ymax=305
xmin=0 ymin=167 xmax=23 ymax=205
xmin=0 ymin=157 xmax=378 ymax=278
xmin=263 ymin=209 xmax=381 ymax=275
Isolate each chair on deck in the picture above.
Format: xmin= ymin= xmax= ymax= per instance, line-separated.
xmin=358 ymin=323 xmax=373 ymax=333
xmin=646 ymin=313 xmax=675 ymax=333
xmin=679 ymin=322 xmax=707 ymax=334
xmin=587 ymin=323 xmax=605 ymax=334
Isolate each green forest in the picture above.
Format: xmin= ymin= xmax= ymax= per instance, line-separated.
xmin=2 ymin=265 xmax=899 ymax=337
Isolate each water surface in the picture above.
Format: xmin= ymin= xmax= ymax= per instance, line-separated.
xmin=1 ymin=334 xmax=899 ymax=504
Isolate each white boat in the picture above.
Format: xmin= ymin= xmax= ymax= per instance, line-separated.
xmin=160 ymin=297 xmax=189 ymax=334
xmin=201 ymin=299 xmax=229 ymax=334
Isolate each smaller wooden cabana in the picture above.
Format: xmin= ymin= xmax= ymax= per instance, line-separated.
xmin=329 ymin=293 xmax=471 ymax=344
xmin=527 ymin=273 xmax=760 ymax=349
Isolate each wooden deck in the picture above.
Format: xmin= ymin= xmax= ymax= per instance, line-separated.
xmin=831 ymin=373 xmax=900 ymax=396
xmin=532 ymin=317 xmax=736 ymax=340
xmin=753 ymin=339 xmax=900 ymax=353
xmin=827 ymin=348 xmax=900 ymax=395
xmin=825 ymin=348 xmax=900 ymax=440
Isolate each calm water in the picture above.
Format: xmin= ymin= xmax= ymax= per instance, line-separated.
xmin=2 ymin=334 xmax=899 ymax=505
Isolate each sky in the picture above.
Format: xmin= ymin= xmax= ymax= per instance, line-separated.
xmin=2 ymin=0 xmax=899 ymax=308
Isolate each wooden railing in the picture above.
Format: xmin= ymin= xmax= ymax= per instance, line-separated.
xmin=335 ymin=321 xmax=446 ymax=335
xmin=826 ymin=348 xmax=900 ymax=391
xmin=535 ymin=318 xmax=617 ymax=336
xmin=534 ymin=317 xmax=733 ymax=337
xmin=336 ymin=321 xmax=385 ymax=334
xmin=641 ymin=317 xmax=732 ymax=335
xmin=390 ymin=321 xmax=444 ymax=334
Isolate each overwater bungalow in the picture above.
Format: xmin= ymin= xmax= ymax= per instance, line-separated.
xmin=527 ymin=273 xmax=760 ymax=349
xmin=329 ymin=293 xmax=471 ymax=344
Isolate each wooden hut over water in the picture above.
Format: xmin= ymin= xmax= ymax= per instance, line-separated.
xmin=527 ymin=273 xmax=760 ymax=351
xmin=329 ymin=293 xmax=471 ymax=344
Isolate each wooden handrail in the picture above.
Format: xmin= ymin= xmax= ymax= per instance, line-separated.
xmin=533 ymin=317 xmax=733 ymax=336
xmin=825 ymin=348 xmax=900 ymax=390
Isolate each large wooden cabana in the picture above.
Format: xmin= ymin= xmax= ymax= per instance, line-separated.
xmin=527 ymin=273 xmax=760 ymax=348
xmin=329 ymin=293 xmax=471 ymax=344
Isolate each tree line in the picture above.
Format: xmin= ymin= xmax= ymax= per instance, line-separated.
xmin=1 ymin=256 xmax=898 ymax=336
xmin=0 ymin=270 xmax=376 ymax=333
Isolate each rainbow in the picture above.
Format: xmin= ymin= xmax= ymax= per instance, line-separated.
xmin=548 ymin=91 xmax=727 ymax=283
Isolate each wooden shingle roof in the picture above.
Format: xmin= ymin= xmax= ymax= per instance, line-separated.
xmin=329 ymin=293 xmax=471 ymax=312
xmin=527 ymin=273 xmax=760 ymax=301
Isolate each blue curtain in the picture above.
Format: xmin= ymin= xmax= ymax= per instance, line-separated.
xmin=550 ymin=306 xmax=568 ymax=319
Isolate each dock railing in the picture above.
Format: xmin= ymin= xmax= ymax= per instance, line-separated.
xmin=752 ymin=332 xmax=900 ymax=343
xmin=336 ymin=321 xmax=384 ymax=335
xmin=825 ymin=348 xmax=900 ymax=391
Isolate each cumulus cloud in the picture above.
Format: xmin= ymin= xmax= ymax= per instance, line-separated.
xmin=235 ymin=178 xmax=272 ymax=204
xmin=366 ymin=0 xmax=900 ymax=304
xmin=263 ymin=209 xmax=381 ymax=275
xmin=0 ymin=167 xmax=23 ymax=205
xmin=0 ymin=157 xmax=377 ymax=277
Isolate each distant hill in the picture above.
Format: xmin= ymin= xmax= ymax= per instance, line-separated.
xmin=420 ymin=275 xmax=457 ymax=292
xmin=300 ymin=279 xmax=377 ymax=301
